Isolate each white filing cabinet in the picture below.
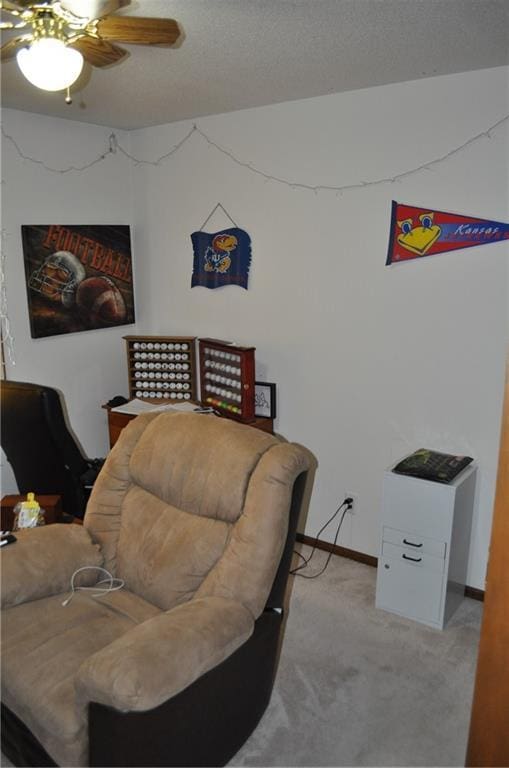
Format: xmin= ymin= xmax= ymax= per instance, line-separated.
xmin=375 ymin=462 xmax=476 ymax=629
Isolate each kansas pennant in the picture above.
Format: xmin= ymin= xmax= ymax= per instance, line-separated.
xmin=386 ymin=201 xmax=509 ymax=265
xmin=191 ymin=228 xmax=251 ymax=289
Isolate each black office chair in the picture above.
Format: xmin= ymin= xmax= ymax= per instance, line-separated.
xmin=0 ymin=380 xmax=103 ymax=519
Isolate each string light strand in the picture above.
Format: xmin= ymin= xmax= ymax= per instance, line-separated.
xmin=0 ymin=124 xmax=198 ymax=174
xmin=1 ymin=127 xmax=115 ymax=174
xmin=195 ymin=115 xmax=509 ymax=192
xmin=114 ymin=124 xmax=198 ymax=165
xmin=0 ymin=229 xmax=16 ymax=366
xmin=1 ymin=114 xmax=507 ymax=191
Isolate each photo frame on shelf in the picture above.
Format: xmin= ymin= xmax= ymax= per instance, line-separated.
xmin=255 ymin=382 xmax=276 ymax=419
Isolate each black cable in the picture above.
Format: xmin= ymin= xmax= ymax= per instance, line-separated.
xmin=293 ymin=507 xmax=348 ymax=579
xmin=290 ymin=499 xmax=347 ymax=574
xmin=290 ymin=498 xmax=351 ymax=578
xmin=292 ymin=550 xmax=308 ymax=567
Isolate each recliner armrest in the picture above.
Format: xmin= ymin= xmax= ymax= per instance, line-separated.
xmin=76 ymin=595 xmax=254 ymax=712
xmin=1 ymin=524 xmax=103 ymax=608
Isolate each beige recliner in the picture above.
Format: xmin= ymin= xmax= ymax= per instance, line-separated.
xmin=1 ymin=412 xmax=313 ymax=767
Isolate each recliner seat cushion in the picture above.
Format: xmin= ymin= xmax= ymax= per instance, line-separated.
xmin=1 ymin=589 xmax=161 ymax=767
xmin=116 ymin=485 xmax=230 ymax=611
xmin=87 ymin=413 xmax=290 ymax=616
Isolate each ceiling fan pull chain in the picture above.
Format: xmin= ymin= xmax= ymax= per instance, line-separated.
xmin=65 ymin=86 xmax=72 ymax=104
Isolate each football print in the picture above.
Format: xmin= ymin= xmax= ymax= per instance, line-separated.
xmin=22 ymin=225 xmax=135 ymax=338
xmin=76 ymin=276 xmax=127 ymax=326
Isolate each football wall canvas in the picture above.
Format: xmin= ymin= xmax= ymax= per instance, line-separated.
xmin=22 ymin=225 xmax=135 ymax=338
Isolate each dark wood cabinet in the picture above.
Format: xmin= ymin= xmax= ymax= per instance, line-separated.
xmin=103 ymin=405 xmax=273 ymax=449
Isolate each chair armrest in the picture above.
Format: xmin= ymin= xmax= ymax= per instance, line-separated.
xmin=1 ymin=524 xmax=103 ymax=608
xmin=76 ymin=595 xmax=253 ymax=712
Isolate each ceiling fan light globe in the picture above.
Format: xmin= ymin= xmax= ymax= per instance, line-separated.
xmin=16 ymin=38 xmax=84 ymax=91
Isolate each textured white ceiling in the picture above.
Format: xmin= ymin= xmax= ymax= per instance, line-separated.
xmin=1 ymin=0 xmax=508 ymax=130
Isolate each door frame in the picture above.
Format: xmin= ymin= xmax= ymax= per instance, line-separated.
xmin=466 ymin=355 xmax=509 ymax=767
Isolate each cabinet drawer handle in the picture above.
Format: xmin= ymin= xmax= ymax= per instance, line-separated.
xmin=402 ymin=553 xmax=422 ymax=563
xmin=403 ymin=538 xmax=422 ymax=548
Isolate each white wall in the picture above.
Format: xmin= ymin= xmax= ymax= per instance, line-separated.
xmin=1 ymin=66 xmax=508 ymax=589
xmin=1 ymin=109 xmax=137 ymax=493
xmin=128 ymin=66 xmax=508 ymax=590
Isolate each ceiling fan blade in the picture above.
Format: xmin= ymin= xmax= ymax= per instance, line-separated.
xmin=70 ymin=35 xmax=127 ymax=66
xmin=59 ymin=0 xmax=130 ymax=20
xmin=97 ymin=15 xmax=180 ymax=45
xmin=1 ymin=33 xmax=31 ymax=60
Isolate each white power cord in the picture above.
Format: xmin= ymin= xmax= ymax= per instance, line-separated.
xmin=62 ymin=566 xmax=124 ymax=607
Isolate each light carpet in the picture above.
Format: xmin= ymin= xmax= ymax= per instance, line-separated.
xmin=231 ymin=546 xmax=482 ymax=767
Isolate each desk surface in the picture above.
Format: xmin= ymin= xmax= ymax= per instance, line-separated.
xmin=103 ymin=403 xmax=274 ymax=448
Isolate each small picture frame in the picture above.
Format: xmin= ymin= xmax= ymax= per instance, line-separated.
xmin=255 ymin=382 xmax=276 ymax=419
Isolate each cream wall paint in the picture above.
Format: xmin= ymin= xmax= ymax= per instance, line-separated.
xmin=128 ymin=66 xmax=508 ymax=590
xmin=1 ymin=110 xmax=137 ymax=492
xmin=1 ymin=66 xmax=507 ymax=589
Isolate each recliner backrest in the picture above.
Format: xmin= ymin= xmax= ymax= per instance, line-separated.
xmin=1 ymin=380 xmax=89 ymax=514
xmin=85 ymin=411 xmax=311 ymax=618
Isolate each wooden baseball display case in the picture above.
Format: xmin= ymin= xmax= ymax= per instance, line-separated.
xmin=199 ymin=338 xmax=255 ymax=422
xmin=124 ymin=335 xmax=197 ymax=403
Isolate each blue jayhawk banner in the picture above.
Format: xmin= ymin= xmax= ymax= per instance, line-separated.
xmin=386 ymin=201 xmax=509 ymax=265
xmin=191 ymin=228 xmax=251 ymax=289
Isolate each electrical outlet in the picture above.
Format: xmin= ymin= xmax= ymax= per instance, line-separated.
xmin=345 ymin=493 xmax=358 ymax=514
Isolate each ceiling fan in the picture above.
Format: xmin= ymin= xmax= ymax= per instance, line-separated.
xmin=0 ymin=0 xmax=180 ymax=95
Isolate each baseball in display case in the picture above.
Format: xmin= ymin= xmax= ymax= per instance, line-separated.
xmin=124 ymin=335 xmax=197 ymax=403
xmin=198 ymin=338 xmax=255 ymax=422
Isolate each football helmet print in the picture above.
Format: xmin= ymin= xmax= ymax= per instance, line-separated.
xmin=29 ymin=251 xmax=86 ymax=308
